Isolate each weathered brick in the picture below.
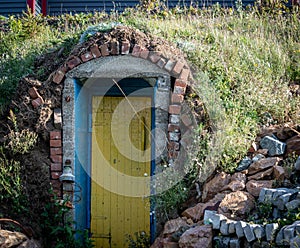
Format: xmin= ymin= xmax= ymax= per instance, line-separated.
xmin=179 ymin=68 xmax=190 ymax=81
xmin=54 ymin=108 xmax=62 ymax=129
xmin=149 ymin=52 xmax=161 ymax=63
xmin=164 ymin=59 xmax=176 ymax=72
xmin=169 ymin=105 xmax=182 ymax=115
xmin=121 ymin=41 xmax=130 ymax=55
xmin=175 ymin=79 xmax=188 ymax=88
xmin=100 ymin=44 xmax=109 ymax=56
xmin=51 ymin=163 xmax=62 ymax=172
xmin=168 ymin=151 xmax=179 ymax=159
xmin=174 ymin=86 xmax=186 ymax=95
xmin=181 ymin=113 xmax=193 ymax=127
xmin=132 ymin=44 xmax=141 ymax=57
xmin=58 ymin=64 xmax=68 ymax=73
xmin=50 ymin=139 xmax=61 ymax=147
xmin=51 ymin=171 xmax=62 ymax=180
xmin=51 ymin=179 xmax=61 ymax=188
xmin=157 ymin=58 xmax=166 ymax=68
xmin=50 ymin=131 xmax=61 ymax=140
xmin=53 ymin=189 xmax=62 ymax=198
xmin=67 ymin=56 xmax=81 ymax=69
xmin=90 ymin=45 xmax=101 ymax=58
xmin=31 ymin=97 xmax=44 ymax=108
xmin=139 ymin=47 xmax=149 ymax=59
xmin=51 ymin=155 xmax=62 ymax=163
xmin=110 ymin=41 xmax=119 ymax=55
xmin=171 ymin=93 xmax=184 ymax=103
xmin=168 ymin=141 xmax=180 ymax=151
xmin=168 ymin=124 xmax=180 ymax=132
xmin=28 ymin=87 xmax=39 ymax=99
xmin=80 ymin=52 xmax=93 ymax=62
xmin=51 ymin=147 xmax=62 ymax=155
xmin=172 ymin=61 xmax=184 ymax=75
xmin=52 ymin=70 xmax=65 ymax=84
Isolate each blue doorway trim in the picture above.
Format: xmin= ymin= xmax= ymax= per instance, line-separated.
xmin=74 ymin=77 xmax=157 ymax=243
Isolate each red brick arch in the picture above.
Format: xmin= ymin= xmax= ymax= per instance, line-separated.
xmin=45 ymin=27 xmax=195 ymax=196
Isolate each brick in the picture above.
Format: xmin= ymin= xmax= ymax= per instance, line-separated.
xmin=51 ymin=163 xmax=62 ymax=172
xmin=28 ymin=87 xmax=39 ymax=99
xmin=100 ymin=44 xmax=109 ymax=56
xmin=172 ymin=61 xmax=184 ymax=75
xmin=54 ymin=108 xmax=62 ymax=129
xmin=164 ymin=59 xmax=176 ymax=72
xmin=58 ymin=64 xmax=68 ymax=73
xmin=174 ymin=86 xmax=186 ymax=95
xmin=169 ymin=132 xmax=181 ymax=142
xmin=149 ymin=52 xmax=161 ymax=63
xmin=50 ymin=131 xmax=61 ymax=140
xmin=168 ymin=141 xmax=180 ymax=151
xmin=168 ymin=151 xmax=179 ymax=159
xmin=50 ymin=139 xmax=61 ymax=147
xmin=171 ymin=93 xmax=184 ymax=103
xmin=67 ymin=56 xmax=81 ymax=69
xmin=157 ymin=58 xmax=166 ymax=68
xmin=80 ymin=52 xmax=93 ymax=62
xmin=179 ymin=68 xmax=190 ymax=81
xmin=181 ymin=114 xmax=193 ymax=127
xmin=51 ymin=147 xmax=62 ymax=155
xmin=51 ymin=155 xmax=62 ymax=163
xmin=52 ymin=70 xmax=65 ymax=84
xmin=139 ymin=47 xmax=149 ymax=59
xmin=121 ymin=41 xmax=130 ymax=55
xmin=110 ymin=41 xmax=119 ymax=55
xmin=51 ymin=179 xmax=61 ymax=189
xmin=168 ymin=124 xmax=180 ymax=132
xmin=132 ymin=44 xmax=141 ymax=57
xmin=169 ymin=105 xmax=181 ymax=115
xmin=90 ymin=45 xmax=101 ymax=58
xmin=175 ymin=79 xmax=188 ymax=88
xmin=53 ymin=189 xmax=62 ymax=198
xmin=51 ymin=171 xmax=62 ymax=180
xmin=31 ymin=96 xmax=44 ymax=108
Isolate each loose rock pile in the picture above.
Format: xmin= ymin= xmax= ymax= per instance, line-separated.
xmin=0 ymin=230 xmax=40 ymax=248
xmin=152 ymin=125 xmax=300 ymax=248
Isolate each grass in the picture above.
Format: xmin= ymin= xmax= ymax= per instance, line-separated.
xmin=0 ymin=5 xmax=299 ymax=174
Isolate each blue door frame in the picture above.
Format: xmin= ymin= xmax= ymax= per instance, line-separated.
xmin=74 ymin=78 xmax=157 ymax=243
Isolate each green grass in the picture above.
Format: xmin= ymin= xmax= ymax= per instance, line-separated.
xmin=0 ymin=5 xmax=299 ymax=174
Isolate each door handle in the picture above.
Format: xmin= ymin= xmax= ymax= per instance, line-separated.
xmin=141 ymin=117 xmax=147 ymax=153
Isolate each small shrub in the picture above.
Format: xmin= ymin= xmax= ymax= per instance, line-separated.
xmin=5 ymin=110 xmax=37 ymax=155
xmin=5 ymin=129 xmax=38 ymax=155
xmin=41 ymin=197 xmax=94 ymax=248
xmin=126 ymin=231 xmax=150 ymax=248
xmin=0 ymin=146 xmax=27 ymax=216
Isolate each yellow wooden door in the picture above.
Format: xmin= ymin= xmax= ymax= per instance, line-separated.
xmin=91 ymin=96 xmax=151 ymax=248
